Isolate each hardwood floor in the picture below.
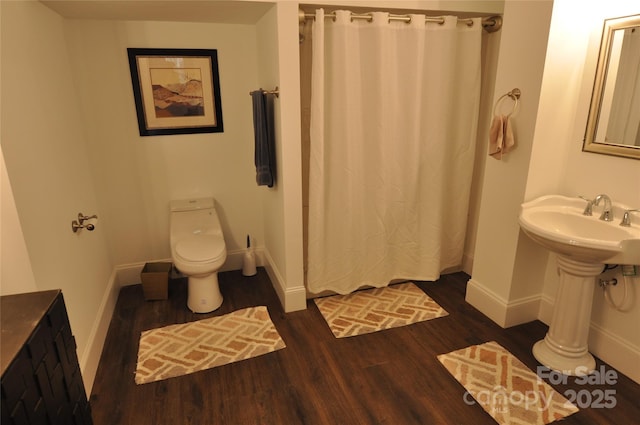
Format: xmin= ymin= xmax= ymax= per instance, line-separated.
xmin=90 ymin=269 xmax=640 ymax=424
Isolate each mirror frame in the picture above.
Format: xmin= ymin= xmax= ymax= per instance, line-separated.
xmin=583 ymin=14 xmax=640 ymax=160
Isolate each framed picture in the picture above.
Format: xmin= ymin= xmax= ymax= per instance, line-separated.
xmin=127 ymin=48 xmax=223 ymax=136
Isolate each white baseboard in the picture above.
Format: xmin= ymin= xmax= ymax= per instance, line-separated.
xmin=465 ymin=278 xmax=541 ymax=328
xmin=79 ymin=267 xmax=121 ymax=395
xmin=505 ymin=294 xmax=541 ymax=327
xmin=465 ymin=279 xmax=507 ymax=325
xmin=113 ymin=248 xmax=307 ymax=314
xmin=262 ymin=249 xmax=307 ymax=312
xmin=115 ymin=249 xmax=266 ymax=286
xmin=589 ymin=323 xmax=640 ymax=384
xmin=115 ymin=261 xmax=151 ymax=286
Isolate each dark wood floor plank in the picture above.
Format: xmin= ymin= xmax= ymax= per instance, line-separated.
xmin=90 ymin=269 xmax=640 ymax=425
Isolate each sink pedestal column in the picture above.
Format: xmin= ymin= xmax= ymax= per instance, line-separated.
xmin=532 ymin=256 xmax=602 ymax=376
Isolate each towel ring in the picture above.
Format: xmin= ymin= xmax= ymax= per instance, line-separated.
xmin=493 ymin=88 xmax=521 ymax=117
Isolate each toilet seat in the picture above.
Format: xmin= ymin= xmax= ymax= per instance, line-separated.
xmin=175 ymin=235 xmax=225 ymax=263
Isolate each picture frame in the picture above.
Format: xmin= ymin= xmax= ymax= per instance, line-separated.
xmin=127 ymin=48 xmax=223 ymax=136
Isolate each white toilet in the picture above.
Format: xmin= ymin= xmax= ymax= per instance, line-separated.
xmin=170 ymin=198 xmax=227 ymax=313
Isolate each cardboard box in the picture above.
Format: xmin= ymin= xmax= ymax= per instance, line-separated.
xmin=141 ymin=262 xmax=172 ymax=300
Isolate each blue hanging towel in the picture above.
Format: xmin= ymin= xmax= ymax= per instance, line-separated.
xmin=251 ymin=91 xmax=275 ymax=187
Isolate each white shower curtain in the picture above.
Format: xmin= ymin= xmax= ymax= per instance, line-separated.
xmin=307 ymin=9 xmax=482 ymax=294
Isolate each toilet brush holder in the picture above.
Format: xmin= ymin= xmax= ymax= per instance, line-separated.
xmin=242 ymin=235 xmax=257 ymax=277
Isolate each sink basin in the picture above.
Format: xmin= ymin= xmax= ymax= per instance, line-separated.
xmin=519 ymin=195 xmax=640 ymax=264
xmin=519 ymin=195 xmax=639 ymax=376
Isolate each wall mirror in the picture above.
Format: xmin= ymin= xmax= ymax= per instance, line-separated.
xmin=583 ymin=14 xmax=640 ymax=160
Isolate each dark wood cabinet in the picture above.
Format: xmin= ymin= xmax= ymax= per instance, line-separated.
xmin=1 ymin=290 xmax=92 ymax=424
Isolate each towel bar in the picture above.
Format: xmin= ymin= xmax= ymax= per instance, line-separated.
xmin=249 ymin=87 xmax=279 ymax=98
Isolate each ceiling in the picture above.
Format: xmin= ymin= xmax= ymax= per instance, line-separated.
xmin=41 ymin=0 xmax=275 ymax=24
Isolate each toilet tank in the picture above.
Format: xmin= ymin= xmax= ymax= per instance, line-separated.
xmin=170 ymin=198 xmax=222 ymax=241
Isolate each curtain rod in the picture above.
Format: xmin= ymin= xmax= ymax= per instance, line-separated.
xmin=298 ymin=10 xmax=502 ymax=33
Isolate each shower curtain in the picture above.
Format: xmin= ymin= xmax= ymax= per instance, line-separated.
xmin=306 ymin=9 xmax=482 ymax=295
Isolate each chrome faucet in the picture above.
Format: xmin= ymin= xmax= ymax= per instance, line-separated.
xmin=579 ymin=196 xmax=594 ymax=216
xmin=593 ymin=194 xmax=613 ymax=221
xmin=620 ymin=209 xmax=639 ymax=227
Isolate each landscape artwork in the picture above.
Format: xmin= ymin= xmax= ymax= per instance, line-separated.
xmin=150 ymin=68 xmax=205 ymax=118
xmin=127 ymin=48 xmax=223 ymax=136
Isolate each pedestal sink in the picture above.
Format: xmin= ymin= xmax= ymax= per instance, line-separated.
xmin=519 ymin=195 xmax=640 ymax=376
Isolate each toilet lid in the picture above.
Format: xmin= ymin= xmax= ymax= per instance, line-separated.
xmin=175 ymin=235 xmax=225 ymax=262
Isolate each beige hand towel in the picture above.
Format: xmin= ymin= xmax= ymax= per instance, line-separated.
xmin=502 ymin=115 xmax=515 ymax=154
xmin=488 ymin=114 xmax=515 ymax=160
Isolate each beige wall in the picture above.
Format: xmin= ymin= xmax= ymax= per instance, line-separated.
xmin=1 ymin=146 xmax=37 ymax=294
xmin=66 ymin=19 xmax=264 ymax=265
xmin=0 ymin=0 xmax=115 ymax=391
xmin=255 ymin=3 xmax=306 ymax=311
xmin=529 ymin=0 xmax=640 ymax=382
xmin=469 ymin=0 xmax=554 ymax=318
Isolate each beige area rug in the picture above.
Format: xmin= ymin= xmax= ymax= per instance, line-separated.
xmin=314 ymin=282 xmax=448 ymax=338
xmin=135 ymin=306 xmax=285 ymax=384
xmin=437 ymin=341 xmax=578 ymax=425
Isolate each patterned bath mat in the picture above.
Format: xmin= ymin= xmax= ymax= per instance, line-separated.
xmin=135 ymin=306 xmax=285 ymax=384
xmin=437 ymin=341 xmax=578 ymax=425
xmin=314 ymin=282 xmax=448 ymax=338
